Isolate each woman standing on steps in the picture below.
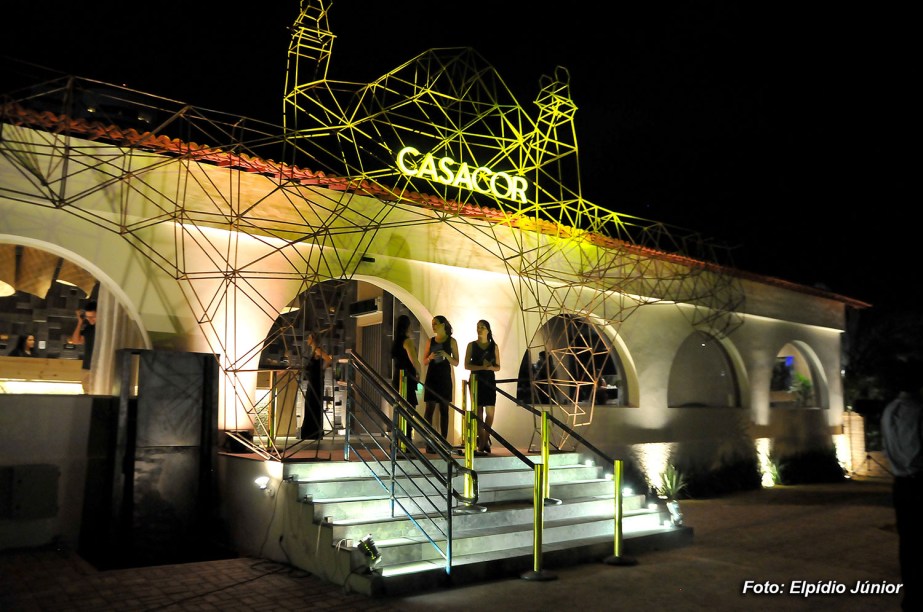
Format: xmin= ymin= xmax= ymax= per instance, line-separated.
xmin=423 ymin=315 xmax=459 ymax=451
xmin=465 ymin=319 xmax=500 ymax=454
xmin=391 ymin=314 xmax=421 ymax=407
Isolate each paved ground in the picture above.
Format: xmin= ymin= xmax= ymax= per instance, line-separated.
xmin=0 ymin=476 xmax=904 ymax=611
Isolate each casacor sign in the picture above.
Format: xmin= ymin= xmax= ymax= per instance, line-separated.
xmin=396 ymin=146 xmax=529 ymax=204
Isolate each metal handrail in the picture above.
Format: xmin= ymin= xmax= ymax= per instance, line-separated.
xmin=492 ymin=380 xmax=616 ymax=466
xmin=339 ymin=349 xmax=482 ymax=574
xmin=474 ymin=377 xmax=638 ymax=569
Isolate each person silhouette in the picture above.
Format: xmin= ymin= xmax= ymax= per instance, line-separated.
xmin=10 ymin=333 xmax=37 ymax=357
xmin=68 ymin=300 xmax=97 ymax=393
xmin=464 ymin=319 xmax=500 ymax=454
xmin=881 ymin=358 xmax=923 ymax=611
xmin=300 ymin=332 xmax=332 ymax=440
xmin=422 ymin=315 xmax=459 ymax=451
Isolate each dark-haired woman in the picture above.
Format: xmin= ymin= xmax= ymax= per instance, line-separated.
xmin=391 ymin=314 xmax=421 ymax=407
xmin=465 ymin=320 xmax=500 ymax=453
xmin=10 ymin=333 xmax=37 ymax=357
xmin=423 ymin=315 xmax=459 ymax=450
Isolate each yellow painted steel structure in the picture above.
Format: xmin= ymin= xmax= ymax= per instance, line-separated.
xmin=0 ymin=0 xmax=750 ymax=460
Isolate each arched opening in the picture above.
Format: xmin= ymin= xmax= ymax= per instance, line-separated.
xmin=252 ymin=278 xmax=433 ymax=449
xmin=770 ymin=341 xmax=825 ymax=408
xmin=0 ymin=243 xmax=147 ymax=395
xmin=668 ymin=330 xmax=740 ymax=408
xmin=516 ymin=314 xmax=628 ymax=429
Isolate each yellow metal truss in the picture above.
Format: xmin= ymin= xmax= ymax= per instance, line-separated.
xmin=0 ymin=0 xmax=744 ymax=458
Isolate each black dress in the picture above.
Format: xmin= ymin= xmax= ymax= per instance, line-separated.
xmin=301 ymin=352 xmax=325 ymax=439
xmin=469 ymin=341 xmax=497 ymax=406
xmin=80 ymin=322 xmax=96 ymax=370
xmin=391 ymin=338 xmax=418 ymax=405
xmin=424 ymin=337 xmax=453 ymax=404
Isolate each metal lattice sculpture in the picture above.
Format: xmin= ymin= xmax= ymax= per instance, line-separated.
xmin=281 ymin=1 xmax=743 ymax=434
xmin=0 ymin=0 xmax=743 ymax=459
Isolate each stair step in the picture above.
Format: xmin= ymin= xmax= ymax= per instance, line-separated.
xmin=283 ymin=451 xmax=594 ymax=482
xmin=351 ymin=527 xmax=694 ymax=597
xmin=323 ymin=494 xmax=650 ymax=542
xmin=305 ymin=477 xmax=629 ymax=520
xmin=274 ymin=451 xmax=692 ymax=598
xmin=353 ymin=505 xmax=670 ymax=566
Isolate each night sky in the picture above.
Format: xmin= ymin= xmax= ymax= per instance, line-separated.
xmin=1 ymin=2 xmax=912 ymax=310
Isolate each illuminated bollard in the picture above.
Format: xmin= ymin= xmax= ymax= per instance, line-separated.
xmin=604 ymin=459 xmax=637 ymax=566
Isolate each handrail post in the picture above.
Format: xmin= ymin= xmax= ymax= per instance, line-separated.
xmin=455 ymin=380 xmax=487 ymax=514
xmin=604 ymin=459 xmax=637 ymax=566
xmin=343 ymin=358 xmax=352 ymax=461
xmin=464 ymin=379 xmax=476 ymax=495
xmin=521 ymin=464 xmax=556 ymax=581
xmin=397 ymin=370 xmax=409 ymax=452
xmin=455 ymin=380 xmax=486 ymax=514
xmin=541 ymin=410 xmax=562 ymax=505
xmin=467 ymin=377 xmax=477 ymax=455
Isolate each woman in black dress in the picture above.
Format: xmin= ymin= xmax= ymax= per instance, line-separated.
xmin=423 ymin=315 xmax=459 ymax=448
xmin=301 ymin=332 xmax=332 ymax=440
xmin=391 ymin=314 xmax=421 ymax=406
xmin=465 ymin=319 xmax=500 ymax=453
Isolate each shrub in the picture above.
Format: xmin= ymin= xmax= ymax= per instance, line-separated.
xmin=683 ymin=455 xmax=762 ymax=498
xmin=658 ymin=463 xmax=688 ymax=500
xmin=774 ymin=447 xmax=846 ymax=484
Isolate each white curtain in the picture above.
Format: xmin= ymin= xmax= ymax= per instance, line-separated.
xmin=88 ymin=285 xmax=149 ymax=396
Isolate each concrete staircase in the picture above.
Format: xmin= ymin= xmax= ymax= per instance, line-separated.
xmin=281 ymin=450 xmax=693 ymax=596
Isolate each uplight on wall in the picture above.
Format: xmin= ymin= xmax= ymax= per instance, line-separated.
xmin=255 ymin=475 xmax=276 ymax=496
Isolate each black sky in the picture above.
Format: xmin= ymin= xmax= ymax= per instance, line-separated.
xmin=1 ymin=2 xmax=912 ymax=309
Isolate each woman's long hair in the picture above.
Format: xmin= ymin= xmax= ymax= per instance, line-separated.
xmin=15 ymin=334 xmax=34 ymax=354
xmin=434 ymin=315 xmax=453 ymax=337
xmin=393 ymin=314 xmax=411 ymax=352
xmin=478 ymin=319 xmax=496 ymax=355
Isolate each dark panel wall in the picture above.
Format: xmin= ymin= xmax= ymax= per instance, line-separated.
xmin=80 ymin=350 xmax=223 ymax=569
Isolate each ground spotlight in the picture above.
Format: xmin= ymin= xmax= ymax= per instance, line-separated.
xmin=358 ymin=534 xmax=382 ymax=568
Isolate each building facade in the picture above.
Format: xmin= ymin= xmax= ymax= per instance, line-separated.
xmin=1 ymin=0 xmax=868 ymax=500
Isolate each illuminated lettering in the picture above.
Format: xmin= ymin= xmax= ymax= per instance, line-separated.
xmin=451 ymin=162 xmax=475 ymax=191
xmin=395 ymin=146 xmax=529 ymax=203
xmin=417 ymin=151 xmax=440 ymax=182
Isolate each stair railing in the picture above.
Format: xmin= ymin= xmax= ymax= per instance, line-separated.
xmin=339 ymin=349 xmax=480 ymax=575
xmin=482 ymin=379 xmax=639 ymax=566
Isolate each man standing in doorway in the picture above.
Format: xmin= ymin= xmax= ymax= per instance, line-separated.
xmin=69 ymin=300 xmax=97 ymax=394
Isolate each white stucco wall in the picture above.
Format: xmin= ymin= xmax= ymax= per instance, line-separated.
xmin=1 ymin=124 xmax=852 ymax=464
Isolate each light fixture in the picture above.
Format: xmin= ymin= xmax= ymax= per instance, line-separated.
xmin=666 ymin=500 xmax=683 ymax=526
xmin=357 ymin=534 xmax=382 ymax=569
xmin=254 ymin=476 xmax=270 ymax=490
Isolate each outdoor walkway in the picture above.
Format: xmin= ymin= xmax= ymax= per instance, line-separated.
xmin=0 ymin=477 xmax=903 ymax=611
